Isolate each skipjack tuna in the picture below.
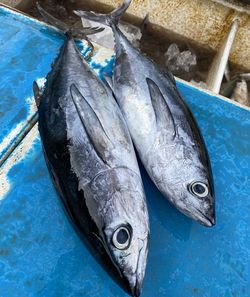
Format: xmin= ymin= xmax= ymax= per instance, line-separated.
xmin=75 ymin=0 xmax=215 ymax=227
xmin=34 ymin=6 xmax=149 ymax=296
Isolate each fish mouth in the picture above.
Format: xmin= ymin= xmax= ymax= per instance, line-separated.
xmin=130 ymin=277 xmax=142 ymax=297
xmin=126 ymin=266 xmax=143 ymax=297
xmin=127 ymin=264 xmax=143 ymax=297
xmin=116 ymin=267 xmax=143 ymax=297
xmin=194 ymin=208 xmax=215 ymax=227
xmin=127 ymin=238 xmax=148 ymax=297
xmin=104 ymin=232 xmax=148 ymax=297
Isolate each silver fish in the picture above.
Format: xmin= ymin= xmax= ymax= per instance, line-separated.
xmin=75 ymin=0 xmax=215 ymax=227
xmin=34 ymin=19 xmax=149 ymax=296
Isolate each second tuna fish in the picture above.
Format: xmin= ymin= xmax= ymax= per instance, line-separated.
xmin=75 ymin=0 xmax=215 ymax=227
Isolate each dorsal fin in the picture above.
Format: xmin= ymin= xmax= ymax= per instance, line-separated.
xmin=146 ymin=78 xmax=176 ymax=138
xmin=70 ymin=84 xmax=114 ymax=165
xmin=33 ymin=81 xmax=42 ymax=107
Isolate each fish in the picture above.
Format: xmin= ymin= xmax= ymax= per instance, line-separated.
xmin=34 ymin=10 xmax=149 ymax=297
xmin=75 ymin=0 xmax=215 ymax=227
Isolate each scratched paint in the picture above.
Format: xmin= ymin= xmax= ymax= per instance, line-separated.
xmin=0 ymin=76 xmax=47 ymax=195
xmin=0 ymin=124 xmax=39 ymax=199
xmin=0 ymin=6 xmax=64 ymax=161
xmin=0 ymin=77 xmax=45 ymax=153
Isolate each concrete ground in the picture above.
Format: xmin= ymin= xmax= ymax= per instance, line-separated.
xmin=0 ymin=0 xmax=34 ymax=10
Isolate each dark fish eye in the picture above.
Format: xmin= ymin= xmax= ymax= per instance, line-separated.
xmin=189 ymin=182 xmax=209 ymax=198
xmin=112 ymin=226 xmax=131 ymax=250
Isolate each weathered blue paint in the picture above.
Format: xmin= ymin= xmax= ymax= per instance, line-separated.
xmin=90 ymin=56 xmax=115 ymax=79
xmin=0 ymin=6 xmax=63 ymax=160
xmin=0 ymin=6 xmax=91 ymax=162
xmin=0 ymin=5 xmax=250 ymax=297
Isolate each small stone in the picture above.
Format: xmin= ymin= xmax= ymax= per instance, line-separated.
xmin=231 ymin=80 xmax=250 ymax=107
xmin=176 ymin=50 xmax=196 ymax=72
xmin=164 ymin=43 xmax=180 ymax=61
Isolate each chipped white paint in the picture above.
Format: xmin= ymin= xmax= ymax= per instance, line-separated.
xmin=0 ymin=78 xmax=46 ymax=199
xmin=92 ymin=44 xmax=113 ymax=64
xmin=78 ymin=39 xmax=91 ymax=56
xmin=0 ymin=98 xmax=34 ymax=157
xmin=36 ymin=77 xmax=47 ymax=89
xmin=0 ymin=78 xmax=45 ymax=158
xmin=0 ymin=122 xmax=24 ymax=155
xmin=0 ymin=124 xmax=39 ymax=200
xmin=90 ymin=44 xmax=114 ymax=76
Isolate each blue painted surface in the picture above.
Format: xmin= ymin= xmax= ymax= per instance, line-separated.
xmin=0 ymin=6 xmax=64 ymax=160
xmin=1 ymin=5 xmax=250 ymax=297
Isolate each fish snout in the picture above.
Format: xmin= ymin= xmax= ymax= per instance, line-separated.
xmin=127 ymin=237 xmax=148 ymax=297
xmin=199 ymin=213 xmax=215 ymax=227
xmin=116 ymin=234 xmax=148 ymax=297
xmin=127 ymin=269 xmax=143 ymax=297
xmin=194 ymin=204 xmax=215 ymax=227
xmin=131 ymin=279 xmax=142 ymax=297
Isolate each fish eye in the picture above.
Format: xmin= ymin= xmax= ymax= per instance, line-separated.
xmin=189 ymin=182 xmax=209 ymax=198
xmin=112 ymin=226 xmax=131 ymax=250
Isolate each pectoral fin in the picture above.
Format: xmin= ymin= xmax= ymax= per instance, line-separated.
xmin=146 ymin=78 xmax=176 ymax=138
xmin=70 ymin=84 xmax=113 ymax=165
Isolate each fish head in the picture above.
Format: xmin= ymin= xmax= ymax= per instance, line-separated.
xmin=162 ymin=160 xmax=215 ymax=227
xmin=102 ymin=219 xmax=149 ymax=297
xmin=180 ymin=178 xmax=215 ymax=227
xmin=94 ymin=169 xmax=149 ymax=297
xmin=152 ymin=142 xmax=215 ymax=227
xmin=86 ymin=168 xmax=149 ymax=296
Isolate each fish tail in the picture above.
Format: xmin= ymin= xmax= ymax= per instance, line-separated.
xmin=74 ymin=0 xmax=132 ymax=27
xmin=36 ymin=2 xmax=104 ymax=36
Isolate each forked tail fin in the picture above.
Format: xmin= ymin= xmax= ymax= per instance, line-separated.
xmin=36 ymin=2 xmax=104 ymax=37
xmin=74 ymin=0 xmax=132 ymax=27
